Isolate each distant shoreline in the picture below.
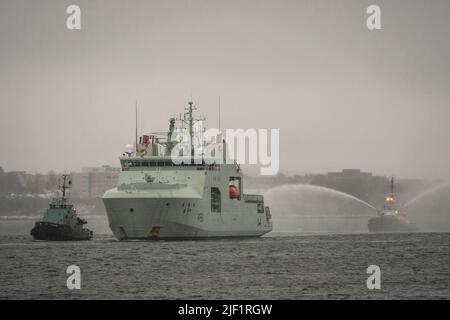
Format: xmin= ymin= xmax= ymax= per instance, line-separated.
xmin=0 ymin=197 xmax=106 ymax=217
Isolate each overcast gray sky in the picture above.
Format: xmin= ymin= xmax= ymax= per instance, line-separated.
xmin=0 ymin=0 xmax=449 ymax=179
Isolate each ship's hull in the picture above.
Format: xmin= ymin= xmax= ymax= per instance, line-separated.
xmin=103 ymin=194 xmax=271 ymax=240
xmin=31 ymin=221 xmax=92 ymax=241
xmin=368 ymin=216 xmax=418 ymax=233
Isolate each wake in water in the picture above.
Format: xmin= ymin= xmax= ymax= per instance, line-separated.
xmin=0 ymin=214 xmax=107 ymax=221
xmin=0 ymin=216 xmax=41 ymax=221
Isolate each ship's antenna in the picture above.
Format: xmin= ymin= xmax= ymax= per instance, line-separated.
xmin=218 ymin=96 xmax=221 ymax=132
xmin=57 ymin=176 xmax=61 ymax=199
xmin=188 ymin=101 xmax=195 ymax=164
xmin=61 ymin=174 xmax=71 ymax=200
xmin=219 ymin=96 xmax=226 ymax=164
xmin=391 ymin=176 xmax=395 ymax=197
xmin=135 ymin=100 xmax=138 ymax=155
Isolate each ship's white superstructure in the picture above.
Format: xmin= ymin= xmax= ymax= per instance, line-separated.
xmin=103 ymin=102 xmax=272 ymax=240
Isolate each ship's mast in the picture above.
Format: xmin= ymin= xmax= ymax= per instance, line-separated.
xmin=60 ymin=174 xmax=71 ymax=200
xmin=188 ymin=101 xmax=194 ymax=163
xmin=390 ymin=176 xmax=395 ymax=198
xmin=135 ymin=101 xmax=138 ymax=155
xmin=166 ymin=117 xmax=176 ymax=155
xmin=218 ymin=96 xmax=221 ymax=132
xmin=173 ymin=101 xmax=205 ymax=163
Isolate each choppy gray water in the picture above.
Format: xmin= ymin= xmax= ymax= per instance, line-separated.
xmin=1 ymin=220 xmax=449 ymax=299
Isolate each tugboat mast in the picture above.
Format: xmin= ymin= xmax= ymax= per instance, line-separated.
xmin=60 ymin=174 xmax=71 ymax=200
xmin=390 ymin=176 xmax=395 ymax=199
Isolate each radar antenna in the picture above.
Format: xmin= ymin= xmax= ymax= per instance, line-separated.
xmin=175 ymin=101 xmax=205 ymax=164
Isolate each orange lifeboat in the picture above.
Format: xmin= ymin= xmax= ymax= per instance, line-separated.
xmin=229 ymin=185 xmax=240 ymax=199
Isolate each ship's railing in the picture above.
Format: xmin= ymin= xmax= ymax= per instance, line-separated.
xmin=49 ymin=198 xmax=72 ymax=209
xmin=243 ymin=194 xmax=264 ymax=203
xmin=120 ymin=159 xmax=220 ymax=171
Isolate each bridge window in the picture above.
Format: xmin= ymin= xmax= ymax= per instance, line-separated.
xmin=257 ymin=203 xmax=265 ymax=213
xmin=211 ymin=187 xmax=221 ymax=213
xmin=121 ymin=159 xmax=220 ymax=170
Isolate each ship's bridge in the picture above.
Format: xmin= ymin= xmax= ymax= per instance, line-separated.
xmin=120 ymin=156 xmax=226 ymax=171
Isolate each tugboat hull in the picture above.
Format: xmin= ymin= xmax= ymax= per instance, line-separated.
xmin=368 ymin=216 xmax=418 ymax=233
xmin=31 ymin=221 xmax=92 ymax=241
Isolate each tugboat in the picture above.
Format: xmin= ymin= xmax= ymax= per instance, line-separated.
xmin=31 ymin=174 xmax=93 ymax=241
xmin=368 ymin=177 xmax=418 ymax=233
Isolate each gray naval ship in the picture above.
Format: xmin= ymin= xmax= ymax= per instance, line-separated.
xmin=31 ymin=174 xmax=93 ymax=241
xmin=368 ymin=177 xmax=418 ymax=233
xmin=103 ymin=101 xmax=273 ymax=240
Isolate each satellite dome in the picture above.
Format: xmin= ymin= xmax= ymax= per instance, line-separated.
xmin=125 ymin=144 xmax=134 ymax=153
